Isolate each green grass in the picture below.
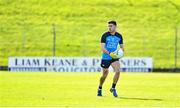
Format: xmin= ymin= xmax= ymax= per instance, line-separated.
xmin=0 ymin=0 xmax=180 ymax=68
xmin=0 ymin=71 xmax=180 ymax=107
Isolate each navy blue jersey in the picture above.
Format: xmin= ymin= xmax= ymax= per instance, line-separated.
xmin=101 ymin=32 xmax=123 ymax=60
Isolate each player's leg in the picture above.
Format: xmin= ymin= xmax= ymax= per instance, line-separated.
xmin=99 ymin=68 xmax=109 ymax=88
xmin=112 ymin=61 xmax=120 ymax=85
xmin=110 ymin=60 xmax=120 ymax=97
xmin=97 ymin=68 xmax=109 ymax=96
xmin=97 ymin=60 xmax=110 ymax=96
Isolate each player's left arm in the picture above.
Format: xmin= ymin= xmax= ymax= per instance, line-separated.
xmin=120 ymin=44 xmax=124 ymax=51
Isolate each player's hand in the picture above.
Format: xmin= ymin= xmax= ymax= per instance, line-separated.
xmin=109 ymin=52 xmax=117 ymax=58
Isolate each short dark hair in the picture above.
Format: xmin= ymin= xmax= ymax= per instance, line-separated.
xmin=108 ymin=20 xmax=117 ymax=26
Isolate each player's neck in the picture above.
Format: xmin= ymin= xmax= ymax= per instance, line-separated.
xmin=109 ymin=31 xmax=116 ymax=35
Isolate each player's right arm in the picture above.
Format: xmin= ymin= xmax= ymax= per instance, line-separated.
xmin=100 ymin=43 xmax=110 ymax=54
xmin=100 ymin=34 xmax=116 ymax=58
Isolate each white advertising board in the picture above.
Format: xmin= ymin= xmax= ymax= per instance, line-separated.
xmin=8 ymin=57 xmax=153 ymax=72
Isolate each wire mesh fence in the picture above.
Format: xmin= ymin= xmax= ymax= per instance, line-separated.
xmin=0 ymin=24 xmax=179 ymax=68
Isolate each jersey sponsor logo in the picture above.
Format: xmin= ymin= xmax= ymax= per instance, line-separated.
xmin=106 ymin=36 xmax=119 ymax=49
xmin=106 ymin=42 xmax=117 ymax=48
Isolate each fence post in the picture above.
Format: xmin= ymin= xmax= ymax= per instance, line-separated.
xmin=52 ymin=24 xmax=56 ymax=56
xmin=22 ymin=30 xmax=26 ymax=52
xmin=174 ymin=26 xmax=178 ymax=71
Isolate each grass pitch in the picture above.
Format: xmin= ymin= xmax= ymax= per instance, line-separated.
xmin=0 ymin=0 xmax=180 ymax=67
xmin=0 ymin=71 xmax=180 ymax=107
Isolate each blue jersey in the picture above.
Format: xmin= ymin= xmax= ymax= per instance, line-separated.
xmin=101 ymin=32 xmax=123 ymax=60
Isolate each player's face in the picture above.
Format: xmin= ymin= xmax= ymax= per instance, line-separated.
xmin=108 ymin=24 xmax=116 ymax=33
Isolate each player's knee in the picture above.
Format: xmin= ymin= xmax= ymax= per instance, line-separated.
xmin=103 ymin=69 xmax=108 ymax=74
xmin=114 ymin=68 xmax=120 ymax=73
xmin=102 ymin=72 xmax=108 ymax=79
xmin=116 ymin=71 xmax=120 ymax=74
xmin=102 ymin=73 xmax=108 ymax=78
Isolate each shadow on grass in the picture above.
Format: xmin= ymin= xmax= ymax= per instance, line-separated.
xmin=118 ymin=96 xmax=163 ymax=101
